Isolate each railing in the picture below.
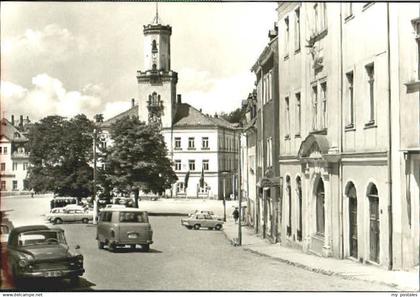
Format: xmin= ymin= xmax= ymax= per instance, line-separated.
xmin=12 ymin=152 xmax=29 ymax=159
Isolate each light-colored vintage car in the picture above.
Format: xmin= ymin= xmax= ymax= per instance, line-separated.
xmin=47 ymin=208 xmax=93 ymax=224
xmin=97 ymin=209 xmax=153 ymax=252
xmin=181 ymin=213 xmax=224 ymax=230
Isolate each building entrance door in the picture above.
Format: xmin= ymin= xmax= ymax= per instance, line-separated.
xmin=349 ymin=194 xmax=358 ymax=258
xmin=368 ymin=185 xmax=380 ymax=263
xmin=316 ymin=179 xmax=325 ymax=235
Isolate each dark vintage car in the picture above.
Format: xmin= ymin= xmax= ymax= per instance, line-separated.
xmin=6 ymin=225 xmax=84 ymax=284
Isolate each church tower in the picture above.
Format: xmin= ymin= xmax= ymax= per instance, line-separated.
xmin=137 ymin=6 xmax=178 ymax=129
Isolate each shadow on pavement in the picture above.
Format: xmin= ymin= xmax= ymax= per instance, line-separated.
xmin=11 ymin=277 xmax=96 ymax=291
xmin=107 ymin=247 xmax=162 ymax=254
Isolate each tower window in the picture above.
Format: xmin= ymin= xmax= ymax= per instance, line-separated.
xmin=152 ymin=40 xmax=158 ymax=53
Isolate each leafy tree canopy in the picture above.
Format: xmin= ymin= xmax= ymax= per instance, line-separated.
xmin=219 ymin=106 xmax=246 ymax=125
xmin=27 ymin=114 xmax=95 ymax=198
xmin=103 ymin=116 xmax=177 ymax=198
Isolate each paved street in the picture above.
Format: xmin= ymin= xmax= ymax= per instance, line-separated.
xmin=1 ymin=197 xmax=396 ymax=291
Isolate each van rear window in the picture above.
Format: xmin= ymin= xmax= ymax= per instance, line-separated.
xmin=119 ymin=212 xmax=148 ymax=223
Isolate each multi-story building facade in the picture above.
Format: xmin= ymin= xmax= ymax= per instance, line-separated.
xmin=102 ymin=12 xmax=239 ymax=199
xmin=241 ymin=91 xmax=258 ymax=227
xmin=275 ymin=2 xmax=419 ymax=270
xmin=250 ymin=26 xmax=281 ymax=242
xmin=0 ymin=116 xmax=31 ymax=193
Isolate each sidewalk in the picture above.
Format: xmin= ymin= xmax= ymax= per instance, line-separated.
xmin=223 ymin=220 xmax=419 ymax=292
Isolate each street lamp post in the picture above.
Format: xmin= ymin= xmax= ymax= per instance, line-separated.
xmin=238 ymin=142 xmax=242 ymax=246
xmin=92 ymin=128 xmax=98 ymax=224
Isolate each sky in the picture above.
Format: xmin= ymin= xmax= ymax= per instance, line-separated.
xmin=1 ymin=2 xmax=278 ymax=122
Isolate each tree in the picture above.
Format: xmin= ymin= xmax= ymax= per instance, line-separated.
xmin=103 ymin=116 xmax=177 ymax=207
xmin=26 ymin=114 xmax=95 ymax=199
xmin=219 ymin=106 xmax=246 ymax=124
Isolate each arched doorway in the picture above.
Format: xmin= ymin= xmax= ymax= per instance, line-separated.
xmin=296 ymin=176 xmax=302 ymax=241
xmin=368 ymin=184 xmax=380 ymax=263
xmin=316 ymin=178 xmax=325 ymax=235
xmin=286 ymin=176 xmax=292 ymax=237
xmin=347 ymin=182 xmax=357 ymax=258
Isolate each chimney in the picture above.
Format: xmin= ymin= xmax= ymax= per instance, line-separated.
xmin=131 ymin=98 xmax=135 ymax=107
xmin=11 ymin=115 xmax=14 ymax=126
xmin=20 ymin=115 xmax=23 ymax=127
xmin=199 ymin=108 xmax=202 ymax=113
xmin=177 ymin=94 xmax=182 ymax=104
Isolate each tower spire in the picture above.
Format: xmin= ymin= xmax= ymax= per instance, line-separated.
xmin=152 ymin=2 xmax=161 ymax=24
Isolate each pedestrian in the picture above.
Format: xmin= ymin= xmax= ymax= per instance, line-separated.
xmin=232 ymin=208 xmax=239 ymax=223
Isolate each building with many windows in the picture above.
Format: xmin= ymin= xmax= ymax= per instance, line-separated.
xmin=0 ymin=116 xmax=31 ymax=193
xmin=274 ymin=2 xmax=419 ymax=270
xmin=250 ymin=24 xmax=281 ymax=242
xmin=102 ymin=12 xmax=240 ymax=199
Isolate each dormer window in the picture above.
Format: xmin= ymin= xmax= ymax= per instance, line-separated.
xmin=14 ymin=132 xmax=20 ymax=138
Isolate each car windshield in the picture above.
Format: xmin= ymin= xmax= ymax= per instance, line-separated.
xmin=119 ymin=212 xmax=148 ymax=223
xmin=17 ymin=230 xmax=66 ymax=246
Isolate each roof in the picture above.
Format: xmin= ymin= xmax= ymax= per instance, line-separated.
xmin=100 ymin=208 xmax=148 ymax=213
xmin=101 ymin=105 xmax=139 ymax=128
xmin=174 ymin=103 xmax=238 ymax=130
xmin=0 ymin=118 xmax=28 ymax=142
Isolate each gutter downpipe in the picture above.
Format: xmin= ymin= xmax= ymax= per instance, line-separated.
xmin=386 ymin=2 xmax=394 ymax=271
xmin=339 ymin=3 xmax=345 ymax=259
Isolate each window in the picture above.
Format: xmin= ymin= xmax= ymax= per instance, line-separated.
xmin=202 ymin=137 xmax=209 ymax=149
xmin=266 ymin=138 xmax=272 ymax=167
xmin=285 ymin=97 xmax=290 ymax=138
xmin=99 ymin=211 xmax=112 ymax=222
xmin=314 ymin=3 xmax=327 ymax=34
xmin=294 ymin=7 xmax=301 ymax=51
xmin=296 ymin=177 xmax=303 ymax=241
xmin=344 ymin=3 xmax=353 ymax=19
xmin=3 ymin=147 xmax=7 ymax=154
xmin=175 ymin=137 xmax=181 ymax=149
xmin=366 ymin=64 xmax=375 ymax=124
xmin=175 ymin=160 xmax=181 ymax=171
xmin=284 ymin=16 xmax=289 ymax=57
xmin=12 ymin=180 xmax=18 ymax=190
xmin=295 ymin=93 xmax=301 ymax=136
xmin=0 ymin=147 xmax=2 ymax=154
xmin=12 ymin=162 xmax=18 ymax=171
xmin=202 ymin=160 xmax=209 ymax=171
xmin=1 ymin=181 xmax=5 ymax=191
xmin=188 ymin=137 xmax=195 ymax=149
xmin=1 ymin=163 xmax=5 ymax=171
xmin=23 ymin=163 xmax=28 ymax=170
xmin=176 ymin=182 xmax=185 ymax=194
xmin=346 ymin=72 xmax=354 ymax=127
xmin=312 ymin=85 xmax=318 ymax=131
xmin=320 ymin=82 xmax=327 ymax=129
xmin=188 ymin=160 xmax=195 ymax=171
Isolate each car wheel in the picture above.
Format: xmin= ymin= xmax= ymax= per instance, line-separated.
xmin=142 ymin=244 xmax=150 ymax=252
xmin=186 ymin=226 xmax=193 ymax=230
xmin=193 ymin=224 xmax=200 ymax=230
xmin=108 ymin=242 xmax=116 ymax=253
xmin=54 ymin=218 xmax=63 ymax=224
xmin=215 ymin=224 xmax=222 ymax=230
xmin=82 ymin=218 xmax=89 ymax=224
xmin=97 ymin=240 xmax=104 ymax=249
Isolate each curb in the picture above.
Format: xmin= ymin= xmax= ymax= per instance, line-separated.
xmin=222 ymin=227 xmax=411 ymax=291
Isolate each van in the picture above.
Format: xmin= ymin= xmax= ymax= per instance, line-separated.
xmin=96 ymin=209 xmax=153 ymax=252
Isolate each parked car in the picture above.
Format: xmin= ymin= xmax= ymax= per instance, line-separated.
xmin=6 ymin=225 xmax=84 ymax=284
xmin=96 ymin=209 xmax=153 ymax=252
xmin=181 ymin=213 xmax=224 ymax=230
xmin=47 ymin=208 xmax=93 ymax=224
